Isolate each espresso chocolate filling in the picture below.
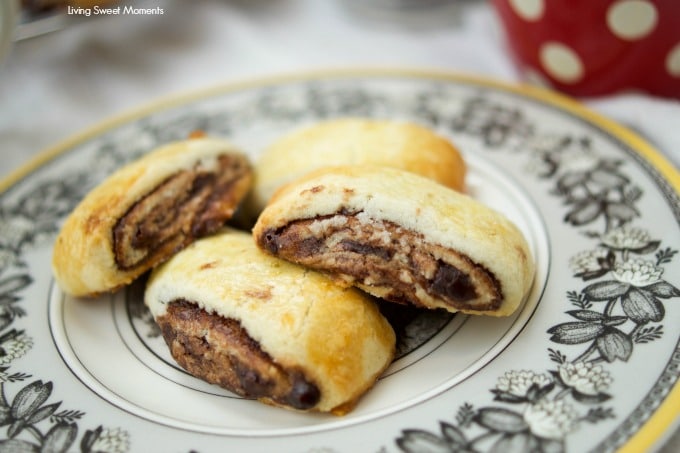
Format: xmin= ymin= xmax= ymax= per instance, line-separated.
xmin=156 ymin=299 xmax=320 ymax=410
xmin=113 ymin=154 xmax=251 ymax=270
xmin=258 ymin=211 xmax=502 ymax=311
xmin=431 ymin=261 xmax=477 ymax=302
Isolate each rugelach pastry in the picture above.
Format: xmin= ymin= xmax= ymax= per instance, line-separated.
xmin=144 ymin=229 xmax=395 ymax=415
xmin=52 ymin=137 xmax=252 ymax=297
xmin=248 ymin=118 xmax=466 ymax=215
xmin=253 ymin=166 xmax=535 ymax=317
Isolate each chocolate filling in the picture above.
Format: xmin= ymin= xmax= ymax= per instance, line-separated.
xmin=431 ymin=261 xmax=477 ymax=302
xmin=113 ymin=154 xmax=251 ymax=270
xmin=258 ymin=212 xmax=502 ymax=311
xmin=156 ymin=299 xmax=320 ymax=410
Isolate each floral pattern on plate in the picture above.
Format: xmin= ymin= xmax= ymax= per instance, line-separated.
xmin=0 ymin=73 xmax=677 ymax=452
xmin=396 ymin=95 xmax=679 ymax=453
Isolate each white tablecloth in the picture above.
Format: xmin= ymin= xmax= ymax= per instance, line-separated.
xmin=2 ymin=0 xmax=678 ymax=180
xmin=0 ymin=0 xmax=678 ymax=449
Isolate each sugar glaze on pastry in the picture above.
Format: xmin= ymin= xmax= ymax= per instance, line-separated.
xmin=52 ymin=137 xmax=252 ymax=297
xmin=253 ymin=166 xmax=535 ymax=317
xmin=144 ymin=229 xmax=395 ymax=415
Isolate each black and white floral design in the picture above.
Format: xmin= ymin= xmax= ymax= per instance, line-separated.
xmin=395 ymin=96 xmax=679 ymax=453
xmin=0 ymin=176 xmax=131 ymax=452
xmin=0 ymin=77 xmax=677 ymax=452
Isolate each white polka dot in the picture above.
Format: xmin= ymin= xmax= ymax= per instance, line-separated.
xmin=666 ymin=42 xmax=680 ymax=77
xmin=508 ymin=0 xmax=545 ymax=21
xmin=539 ymin=42 xmax=585 ymax=84
xmin=606 ymin=0 xmax=658 ymax=40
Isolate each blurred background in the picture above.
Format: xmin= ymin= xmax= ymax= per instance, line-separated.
xmin=0 ymin=1 xmax=678 ymax=448
xmin=1 ymin=0 xmax=678 ymax=182
xmin=3 ymin=0 xmax=516 ymax=180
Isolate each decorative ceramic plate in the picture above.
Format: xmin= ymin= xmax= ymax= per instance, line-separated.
xmin=0 ymin=71 xmax=678 ymax=453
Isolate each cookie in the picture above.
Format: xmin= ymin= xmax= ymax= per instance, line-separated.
xmin=52 ymin=137 xmax=252 ymax=297
xmin=253 ymin=165 xmax=534 ymax=317
xmin=144 ymin=229 xmax=395 ymax=415
xmin=248 ymin=118 xmax=466 ymax=215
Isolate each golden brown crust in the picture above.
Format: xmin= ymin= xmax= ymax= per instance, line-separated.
xmin=253 ymin=166 xmax=535 ymax=317
xmin=247 ymin=118 xmax=466 ymax=217
xmin=144 ymin=229 xmax=395 ymax=414
xmin=51 ymin=138 xmax=252 ymax=297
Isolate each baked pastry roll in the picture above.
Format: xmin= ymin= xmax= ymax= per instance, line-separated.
xmin=253 ymin=166 xmax=535 ymax=317
xmin=144 ymin=229 xmax=395 ymax=415
xmin=248 ymin=118 xmax=466 ymax=215
xmin=52 ymin=137 xmax=252 ymax=297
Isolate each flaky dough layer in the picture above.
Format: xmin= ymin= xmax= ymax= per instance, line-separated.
xmin=145 ymin=229 xmax=395 ymax=414
xmin=253 ymin=166 xmax=535 ymax=317
xmin=248 ymin=118 xmax=466 ymax=216
xmin=52 ymin=137 xmax=252 ymax=297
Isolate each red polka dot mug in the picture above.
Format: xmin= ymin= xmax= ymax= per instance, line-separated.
xmin=492 ymin=0 xmax=680 ymax=99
